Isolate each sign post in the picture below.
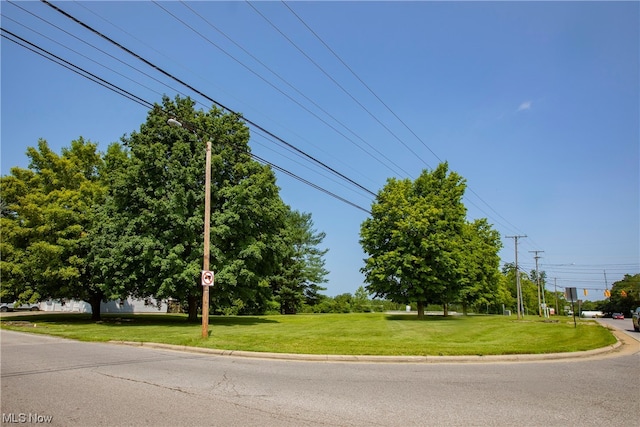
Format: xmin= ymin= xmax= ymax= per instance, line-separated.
xmin=565 ymin=287 xmax=578 ymax=328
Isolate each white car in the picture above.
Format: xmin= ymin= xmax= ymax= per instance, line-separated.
xmin=0 ymin=302 xmax=40 ymax=312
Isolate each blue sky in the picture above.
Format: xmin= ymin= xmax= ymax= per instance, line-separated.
xmin=2 ymin=1 xmax=638 ymax=301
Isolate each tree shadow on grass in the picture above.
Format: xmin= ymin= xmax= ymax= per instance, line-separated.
xmin=385 ymin=314 xmax=466 ymax=322
xmin=0 ymin=313 xmax=95 ymax=325
xmin=0 ymin=313 xmax=279 ymax=327
xmin=211 ymin=316 xmax=279 ymax=327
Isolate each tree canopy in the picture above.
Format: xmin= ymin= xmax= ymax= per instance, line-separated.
xmin=598 ymin=274 xmax=640 ymax=315
xmin=2 ymin=96 xmax=330 ymax=321
xmin=0 ymin=138 xmax=107 ymax=319
xmin=271 ymin=210 xmax=329 ymax=314
xmin=360 ymin=163 xmax=503 ymax=318
xmin=97 ymin=96 xmax=292 ymax=320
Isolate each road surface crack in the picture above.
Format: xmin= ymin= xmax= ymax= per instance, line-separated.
xmin=96 ymin=371 xmax=197 ymax=396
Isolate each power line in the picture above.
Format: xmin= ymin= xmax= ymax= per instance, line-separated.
xmin=246 ymin=0 xmax=432 ymax=170
xmin=281 ymin=0 xmax=440 ymax=163
xmin=67 ymin=1 xmax=380 ymax=192
xmin=280 ymin=1 xmax=530 ymax=238
xmin=0 ymin=27 xmax=153 ymax=110
xmin=252 ymin=154 xmax=371 ymax=214
xmin=39 ymin=0 xmax=377 ymax=199
xmin=251 ymin=134 xmax=375 ymax=203
xmin=5 ymin=1 xmax=189 ymax=103
xmin=0 ymin=27 xmax=371 ymax=214
xmin=171 ymin=0 xmax=412 ymax=179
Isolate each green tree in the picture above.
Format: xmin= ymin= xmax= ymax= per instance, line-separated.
xmin=104 ymin=96 xmax=288 ymax=321
xmin=501 ymin=263 xmax=538 ymax=315
xmin=530 ymin=269 xmax=549 ymax=316
xmin=0 ymin=138 xmax=107 ymax=320
xmin=360 ymin=163 xmax=467 ymax=318
xmin=332 ymin=293 xmax=353 ymax=313
xmin=271 ymin=210 xmax=328 ymax=314
xmin=352 ymin=286 xmax=370 ymax=312
xmin=607 ymin=274 xmax=640 ymax=315
xmin=494 ymin=274 xmax=516 ymax=314
xmin=458 ymin=219 xmax=503 ymax=314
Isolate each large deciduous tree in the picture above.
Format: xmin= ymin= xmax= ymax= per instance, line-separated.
xmin=103 ymin=96 xmax=289 ymax=321
xmin=360 ymin=163 xmax=503 ymax=317
xmin=360 ymin=163 xmax=469 ymax=318
xmin=0 ymin=138 xmax=107 ymax=320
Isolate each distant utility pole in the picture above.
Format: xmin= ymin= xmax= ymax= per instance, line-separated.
xmin=553 ymin=278 xmax=559 ymax=315
xmin=506 ymin=235 xmax=527 ymax=319
xmin=530 ymin=250 xmax=544 ymax=317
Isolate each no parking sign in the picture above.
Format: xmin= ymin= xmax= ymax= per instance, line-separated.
xmin=201 ymin=270 xmax=214 ymax=287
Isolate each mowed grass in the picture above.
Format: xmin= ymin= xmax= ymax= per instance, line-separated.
xmin=0 ymin=312 xmax=616 ymax=356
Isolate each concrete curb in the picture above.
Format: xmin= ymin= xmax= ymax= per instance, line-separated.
xmin=110 ymin=331 xmax=625 ymax=364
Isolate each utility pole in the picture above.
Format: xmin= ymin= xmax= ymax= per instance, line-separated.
xmin=506 ymin=235 xmax=527 ymax=319
xmin=553 ymin=278 xmax=559 ymax=315
xmin=530 ymin=250 xmax=544 ymax=317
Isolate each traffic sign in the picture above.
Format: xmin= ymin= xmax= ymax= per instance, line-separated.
xmin=201 ymin=270 xmax=214 ymax=287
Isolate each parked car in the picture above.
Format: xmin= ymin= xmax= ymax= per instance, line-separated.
xmin=0 ymin=302 xmax=40 ymax=312
xmin=632 ymin=307 xmax=640 ymax=332
xmin=612 ymin=313 xmax=624 ymax=320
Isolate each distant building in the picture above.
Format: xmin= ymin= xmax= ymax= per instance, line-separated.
xmin=40 ymin=297 xmax=167 ymax=314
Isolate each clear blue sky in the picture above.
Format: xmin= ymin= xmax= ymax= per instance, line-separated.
xmin=2 ymin=1 xmax=638 ymax=301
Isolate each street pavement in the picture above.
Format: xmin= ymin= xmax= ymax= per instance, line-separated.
xmin=1 ymin=324 xmax=639 ymax=426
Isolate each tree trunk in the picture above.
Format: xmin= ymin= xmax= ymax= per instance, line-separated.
xmin=417 ymin=301 xmax=425 ymax=319
xmin=187 ymin=294 xmax=199 ymax=322
xmin=462 ymin=302 xmax=468 ymax=316
xmin=89 ymin=290 xmax=104 ymax=322
xmin=443 ymin=303 xmax=449 ymax=317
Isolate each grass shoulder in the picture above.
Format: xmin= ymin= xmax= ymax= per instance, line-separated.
xmin=0 ymin=312 xmax=616 ymax=356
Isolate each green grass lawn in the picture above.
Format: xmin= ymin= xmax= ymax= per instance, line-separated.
xmin=0 ymin=312 xmax=616 ymax=356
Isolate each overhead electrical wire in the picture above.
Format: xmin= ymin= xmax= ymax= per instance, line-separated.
xmin=6 ymin=0 xmax=541 ymax=253
xmin=168 ymin=0 xmax=412 ymax=179
xmin=252 ymin=154 xmax=371 ymax=214
xmin=155 ymin=0 xmax=380 ymax=177
xmin=38 ymin=0 xmax=377 ymax=199
xmin=0 ymin=26 xmax=371 ymax=214
xmin=40 ymin=0 xmax=530 ymax=240
xmin=245 ymin=1 xmax=432 ymax=172
xmin=278 ymin=1 xmax=530 ymax=240
xmin=3 ymin=2 xmax=636 ymax=286
xmin=251 ymin=134 xmax=375 ymax=204
xmin=0 ymin=27 xmax=153 ymax=110
xmin=160 ymin=0 xmax=528 ymax=241
xmin=5 ymin=0 xmax=191 ymax=104
xmin=66 ymin=1 xmax=375 ymax=192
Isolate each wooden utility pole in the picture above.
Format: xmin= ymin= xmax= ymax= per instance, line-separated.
xmin=506 ymin=235 xmax=527 ymax=319
xmin=530 ymin=250 xmax=544 ymax=316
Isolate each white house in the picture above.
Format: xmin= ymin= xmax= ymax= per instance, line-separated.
xmin=40 ymin=297 xmax=168 ymax=314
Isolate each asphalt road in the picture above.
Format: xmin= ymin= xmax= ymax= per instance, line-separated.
xmin=595 ymin=317 xmax=640 ymax=342
xmin=1 ymin=328 xmax=638 ymax=427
